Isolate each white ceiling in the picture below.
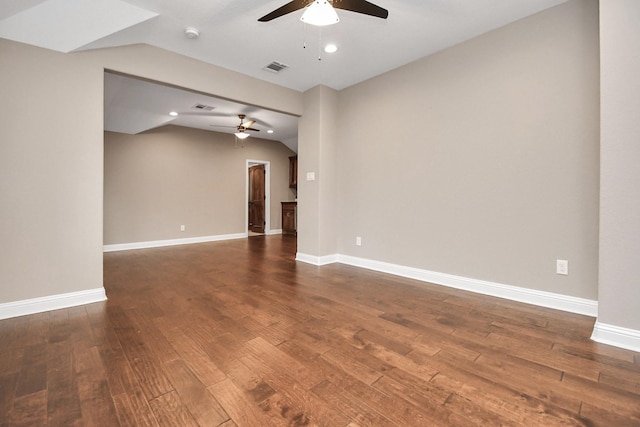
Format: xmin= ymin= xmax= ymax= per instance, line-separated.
xmin=1 ymin=0 xmax=569 ymax=152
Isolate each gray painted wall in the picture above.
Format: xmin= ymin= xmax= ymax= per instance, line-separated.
xmin=104 ymin=126 xmax=295 ymax=245
xmin=598 ymin=0 xmax=640 ymax=331
xmin=0 ymin=39 xmax=302 ymax=304
xmin=333 ymin=0 xmax=600 ymax=300
xmin=298 ymin=86 xmax=339 ymax=258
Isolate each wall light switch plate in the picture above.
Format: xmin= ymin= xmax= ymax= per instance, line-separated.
xmin=306 ymin=172 xmax=315 ymax=181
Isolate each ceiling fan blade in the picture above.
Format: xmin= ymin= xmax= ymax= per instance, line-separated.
xmin=333 ymin=0 xmax=388 ymax=19
xmin=244 ymin=127 xmax=260 ymax=132
xmin=258 ymin=0 xmax=308 ymax=22
xmin=243 ymin=120 xmax=256 ymax=128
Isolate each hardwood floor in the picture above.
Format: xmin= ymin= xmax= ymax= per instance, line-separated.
xmin=1 ymin=235 xmax=639 ymax=426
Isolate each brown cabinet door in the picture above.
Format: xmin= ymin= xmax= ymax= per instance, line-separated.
xmin=282 ymin=202 xmax=296 ymax=235
xmin=249 ymin=164 xmax=265 ymax=233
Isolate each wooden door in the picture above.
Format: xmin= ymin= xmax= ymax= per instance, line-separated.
xmin=289 ymin=155 xmax=298 ymax=188
xmin=248 ymin=164 xmax=265 ymax=233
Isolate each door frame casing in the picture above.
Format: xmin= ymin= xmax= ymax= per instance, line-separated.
xmin=246 ymin=159 xmax=271 ymax=234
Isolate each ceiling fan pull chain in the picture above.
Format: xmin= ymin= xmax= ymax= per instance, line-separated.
xmin=318 ymin=26 xmax=322 ymax=61
xmin=303 ymin=20 xmax=307 ymax=49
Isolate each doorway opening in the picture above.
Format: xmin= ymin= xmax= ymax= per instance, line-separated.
xmin=246 ymin=160 xmax=270 ymax=236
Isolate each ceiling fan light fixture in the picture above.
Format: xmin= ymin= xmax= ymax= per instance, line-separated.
xmin=234 ymin=132 xmax=250 ymax=140
xmin=300 ymin=0 xmax=339 ymax=26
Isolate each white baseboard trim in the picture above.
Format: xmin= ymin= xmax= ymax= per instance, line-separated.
xmin=103 ymin=233 xmax=248 ymax=252
xmin=295 ymin=252 xmax=339 ymax=266
xmin=265 ymin=229 xmax=283 ymax=236
xmin=0 ymin=288 xmax=107 ymax=320
xmin=337 ymin=254 xmax=597 ymax=316
xmin=591 ymin=321 xmax=640 ymax=352
xmin=299 ymin=253 xmax=597 ymax=317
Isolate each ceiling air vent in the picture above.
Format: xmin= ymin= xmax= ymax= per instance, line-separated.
xmin=263 ymin=61 xmax=289 ymax=73
xmin=192 ymin=104 xmax=215 ymax=111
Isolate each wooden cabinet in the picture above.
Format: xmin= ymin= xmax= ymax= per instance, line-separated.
xmin=289 ymin=155 xmax=298 ymax=189
xmin=281 ymin=202 xmax=297 ymax=235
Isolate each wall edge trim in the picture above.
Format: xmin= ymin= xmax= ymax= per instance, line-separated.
xmin=295 ymin=252 xmax=338 ymax=266
xmin=336 ymin=254 xmax=597 ymax=316
xmin=103 ymin=233 xmax=248 ymax=252
xmin=295 ymin=253 xmax=597 ymax=316
xmin=0 ymin=288 xmax=107 ymax=320
xmin=591 ymin=321 xmax=640 ymax=352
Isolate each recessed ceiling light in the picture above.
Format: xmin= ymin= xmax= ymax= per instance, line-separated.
xmin=169 ymin=111 xmax=178 ymax=116
xmin=267 ymin=129 xmax=274 ymax=134
xmin=324 ymin=44 xmax=338 ymax=53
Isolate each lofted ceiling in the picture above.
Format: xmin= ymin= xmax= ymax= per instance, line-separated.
xmin=1 ymin=0 xmax=569 ymax=152
xmin=104 ymin=72 xmax=300 ymax=151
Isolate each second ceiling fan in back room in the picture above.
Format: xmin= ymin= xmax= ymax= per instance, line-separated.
xmin=258 ymin=0 xmax=388 ymax=26
xmin=211 ymin=114 xmax=260 ymax=146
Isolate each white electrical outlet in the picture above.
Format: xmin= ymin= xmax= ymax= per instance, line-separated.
xmin=306 ymin=172 xmax=316 ymax=181
xmin=356 ymin=236 xmax=362 ymax=246
xmin=180 ymin=225 xmax=186 ymax=232
xmin=556 ymin=259 xmax=568 ymax=275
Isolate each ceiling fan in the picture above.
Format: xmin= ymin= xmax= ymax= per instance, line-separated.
xmin=211 ymin=114 xmax=260 ymax=141
xmin=258 ymin=0 xmax=388 ymax=24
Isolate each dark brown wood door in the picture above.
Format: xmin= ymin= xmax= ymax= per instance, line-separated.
xmin=248 ymin=164 xmax=265 ymax=233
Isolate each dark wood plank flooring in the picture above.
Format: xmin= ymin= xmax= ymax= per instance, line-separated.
xmin=1 ymin=235 xmax=639 ymax=426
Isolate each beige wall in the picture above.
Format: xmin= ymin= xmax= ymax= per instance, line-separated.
xmin=0 ymin=40 xmax=104 ymax=303
xmin=598 ymin=0 xmax=640 ymax=330
xmin=298 ymin=86 xmax=339 ymax=257
xmin=104 ymin=126 xmax=295 ymax=245
xmin=0 ymin=38 xmax=302 ymax=304
xmin=334 ymin=0 xmax=600 ymax=299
